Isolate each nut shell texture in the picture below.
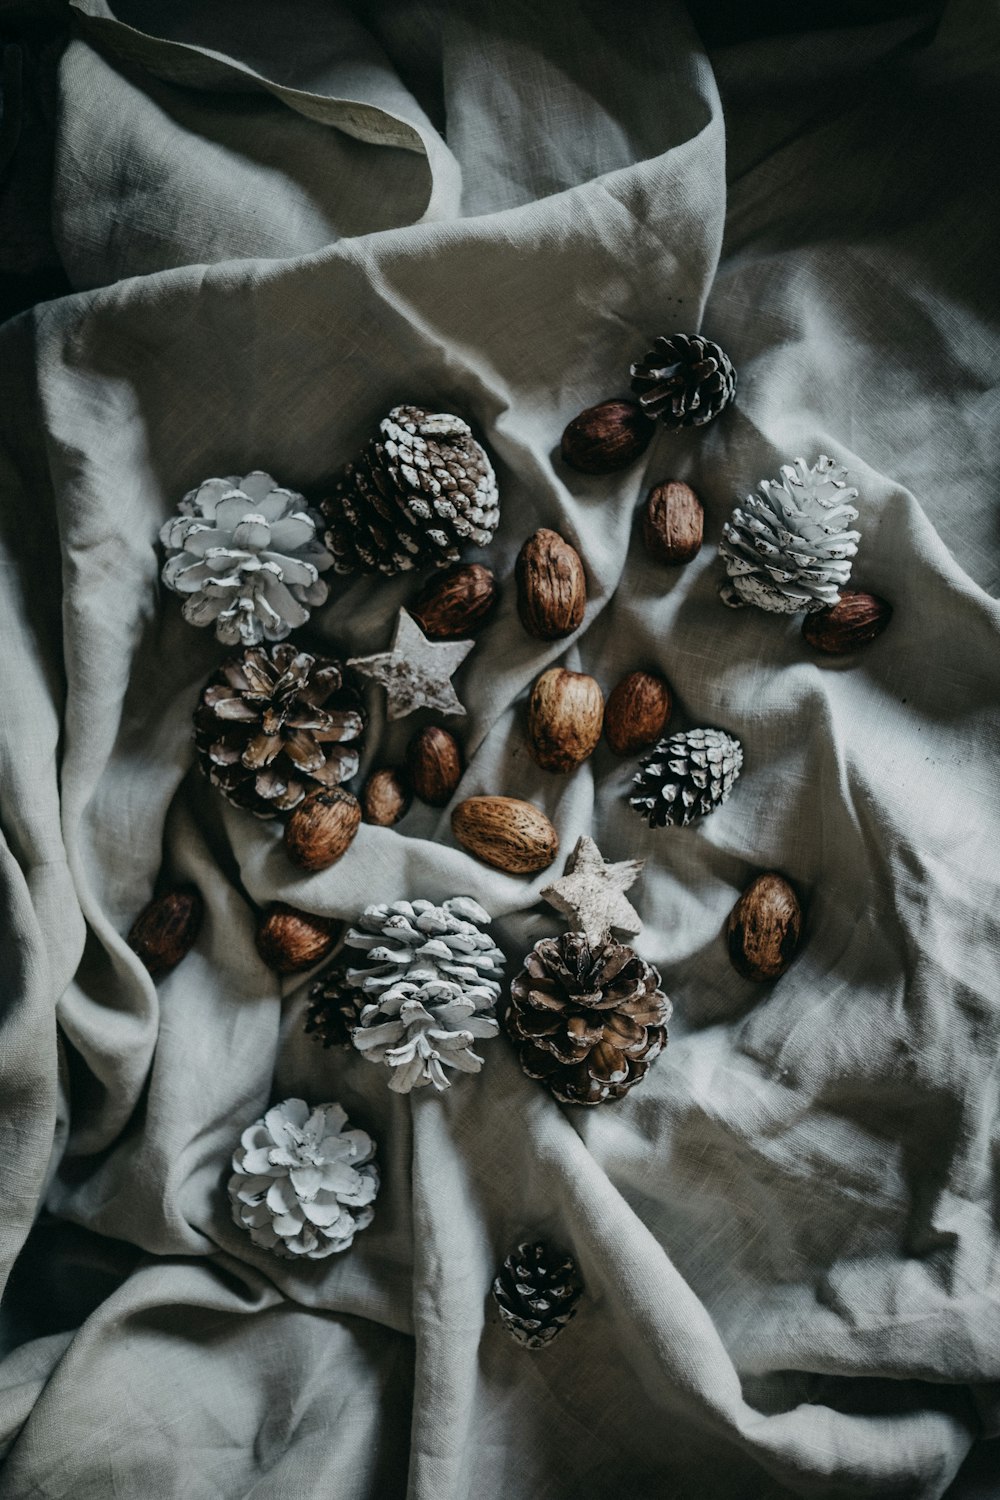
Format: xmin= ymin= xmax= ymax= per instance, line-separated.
xmin=560 ymin=399 xmax=652 ymax=474
xmin=452 ymin=797 xmax=559 ymax=873
xmin=727 ymin=873 xmax=802 ymax=981
xmin=528 ymin=669 xmax=604 ymax=773
xmin=515 ymin=529 xmax=586 ymax=641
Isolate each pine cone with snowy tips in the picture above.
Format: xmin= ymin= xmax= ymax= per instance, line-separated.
xmin=305 ymin=969 xmax=361 ymax=1050
xmin=505 ymin=932 xmax=671 ymax=1106
xmin=630 ymin=728 xmax=743 ymax=828
xmin=342 ymin=897 xmax=506 ymax=1093
xmin=719 ymin=455 xmax=861 ymax=613
xmin=228 ymin=1098 xmax=378 ymax=1260
xmin=630 ymin=333 xmax=736 ymax=429
xmin=160 ymin=471 xmax=333 ymax=646
xmin=493 ymin=1242 xmax=583 ymax=1349
xmin=322 ymin=406 xmax=500 ymax=576
xmin=195 ymin=644 xmax=365 ymax=818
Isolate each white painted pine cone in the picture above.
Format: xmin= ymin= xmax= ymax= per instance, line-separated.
xmin=161 ymin=471 xmax=333 ymax=645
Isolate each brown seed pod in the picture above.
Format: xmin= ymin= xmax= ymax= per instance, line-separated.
xmin=560 ymin=399 xmax=653 ymax=474
xmin=407 ymin=725 xmax=463 ymax=806
xmin=801 ymin=591 xmax=893 ymax=655
xmin=604 ymin=671 xmax=672 ymax=756
xmin=452 ymin=796 xmax=559 ymax=874
xmin=726 ymin=873 xmax=802 ymax=982
xmin=527 ymin=668 xmax=604 ymax=774
xmin=127 ymin=886 xmax=204 ymax=978
xmin=515 ymin=528 xmax=586 ymax=641
xmin=410 ymin=563 xmax=499 ymax=640
xmin=362 ymin=768 xmax=411 ymax=827
xmin=255 ymin=903 xmax=337 ymax=974
xmin=643 ymin=480 xmax=704 ymax=565
xmin=283 ymin=788 xmax=361 ymax=873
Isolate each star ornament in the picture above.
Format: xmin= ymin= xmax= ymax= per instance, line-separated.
xmin=348 ymin=609 xmax=474 ymax=721
xmin=540 ymin=836 xmax=644 ymax=943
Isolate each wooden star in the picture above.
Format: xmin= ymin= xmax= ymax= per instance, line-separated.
xmin=348 ymin=609 xmax=474 ymax=720
xmin=540 ymin=836 xmax=644 ymax=942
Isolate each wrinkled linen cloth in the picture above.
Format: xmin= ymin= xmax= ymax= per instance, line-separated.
xmin=1 ymin=2 xmax=999 ymax=1496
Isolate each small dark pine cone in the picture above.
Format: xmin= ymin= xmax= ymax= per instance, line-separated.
xmin=305 ymin=967 xmax=360 ymax=1049
xmin=630 ymin=332 xmax=736 ymax=429
xmin=492 ymin=1241 xmax=582 ymax=1349
xmin=505 ymin=932 xmax=671 ymax=1106
xmin=195 ymin=644 xmax=365 ymax=818
xmin=322 ymin=406 xmax=500 ymax=576
xmin=629 ymin=727 xmax=742 ymax=828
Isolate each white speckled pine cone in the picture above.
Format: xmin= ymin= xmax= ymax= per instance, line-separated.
xmin=332 ymin=897 xmax=505 ymax=1093
xmin=161 ymin=471 xmax=333 ymax=645
xmin=228 ymin=1098 xmax=378 ymax=1259
xmin=719 ymin=455 xmax=860 ymax=614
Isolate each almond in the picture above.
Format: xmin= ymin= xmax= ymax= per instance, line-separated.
xmin=362 ymin=768 xmax=411 ymax=826
xmin=801 ymin=591 xmax=892 ymax=654
xmin=726 ymin=873 xmax=802 ymax=982
xmin=407 ymin=725 xmax=463 ymax=806
xmin=410 ymin=563 xmax=499 ymax=640
xmin=604 ymin=671 xmax=672 ymax=756
xmin=283 ymin=788 xmax=361 ymax=872
xmin=256 ymin=903 xmax=337 ymax=974
xmin=515 ymin=527 xmax=586 ymax=640
xmin=127 ymin=885 xmax=203 ymax=978
xmin=452 ymin=796 xmax=559 ymax=874
xmin=527 ymin=668 xmax=604 ymax=773
xmin=643 ymin=480 xmax=703 ymax=565
xmin=560 ymin=399 xmax=653 ymax=474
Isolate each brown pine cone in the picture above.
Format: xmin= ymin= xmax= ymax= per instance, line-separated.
xmin=505 ymin=932 xmax=671 ymax=1106
xmin=195 ymin=644 xmax=365 ymax=818
xmin=305 ymin=967 xmax=360 ymax=1049
xmin=322 ymin=406 xmax=500 ymax=575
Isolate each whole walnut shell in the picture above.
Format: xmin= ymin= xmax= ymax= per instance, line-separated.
xmin=801 ymin=591 xmax=892 ymax=654
xmin=561 ymin=399 xmax=652 ymax=474
xmin=604 ymin=671 xmax=672 ymax=756
xmin=410 ymin=563 xmax=499 ymax=641
xmin=643 ymin=481 xmax=703 ymax=565
xmin=283 ymin=788 xmax=361 ymax=872
xmin=362 ymin=768 xmax=411 ymax=826
xmin=407 ymin=725 xmax=463 ymax=806
xmin=452 ymin=796 xmax=559 ymax=874
xmin=515 ymin=528 xmax=586 ymax=641
xmin=256 ymin=903 xmax=337 ymax=974
xmin=527 ymin=668 xmax=604 ymax=774
xmin=727 ymin=873 xmax=802 ymax=982
xmin=127 ymin=886 xmax=204 ymax=978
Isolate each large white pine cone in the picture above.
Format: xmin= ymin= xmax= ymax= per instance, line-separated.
xmin=339 ymin=897 xmax=505 ymax=1094
xmin=161 ymin=471 xmax=334 ymax=646
xmin=719 ymin=455 xmax=861 ymax=613
xmin=228 ymin=1098 xmax=378 ymax=1259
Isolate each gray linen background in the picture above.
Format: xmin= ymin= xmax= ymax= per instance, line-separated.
xmin=1 ymin=2 xmax=999 ymax=1495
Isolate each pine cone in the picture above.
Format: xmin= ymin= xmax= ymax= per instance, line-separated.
xmin=630 ymin=333 xmax=736 ymax=429
xmin=228 ymin=1097 xmax=379 ymax=1260
xmin=719 ymin=455 xmax=861 ymax=613
xmin=630 ymin=727 xmax=743 ymax=828
xmin=195 ymin=644 xmax=365 ymax=818
xmin=305 ymin=968 xmax=361 ymax=1050
xmin=160 ymin=471 xmax=333 ymax=646
xmin=505 ymin=932 xmax=671 ymax=1107
xmin=493 ymin=1242 xmax=583 ymax=1349
xmin=340 ymin=897 xmax=506 ymax=1093
xmin=322 ymin=406 xmax=500 ymax=576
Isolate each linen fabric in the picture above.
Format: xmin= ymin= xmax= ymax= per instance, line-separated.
xmin=0 ymin=2 xmax=998 ymax=1496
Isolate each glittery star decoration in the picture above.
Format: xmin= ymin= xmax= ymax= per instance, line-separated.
xmin=540 ymin=836 xmax=644 ymax=942
xmin=347 ymin=609 xmax=474 ymax=720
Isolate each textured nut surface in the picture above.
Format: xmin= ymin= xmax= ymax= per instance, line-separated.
xmin=527 ymin=668 xmax=604 ymax=773
xmin=410 ymin=563 xmax=499 ymax=640
xmin=407 ymin=725 xmax=463 ymax=805
xmin=643 ymin=481 xmax=704 ymax=565
xmin=284 ymin=788 xmax=361 ymax=872
xmin=127 ymin=886 xmax=203 ymax=978
xmin=256 ymin=902 xmax=337 ymax=974
xmin=727 ymin=873 xmax=802 ymax=982
xmin=604 ymin=671 xmax=672 ymax=756
xmin=802 ymin=591 xmax=893 ymax=654
xmin=452 ymin=796 xmax=559 ymax=873
xmin=560 ymin=399 xmax=653 ymax=474
xmin=362 ymin=768 xmax=411 ymax=826
xmin=515 ymin=528 xmax=586 ymax=641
